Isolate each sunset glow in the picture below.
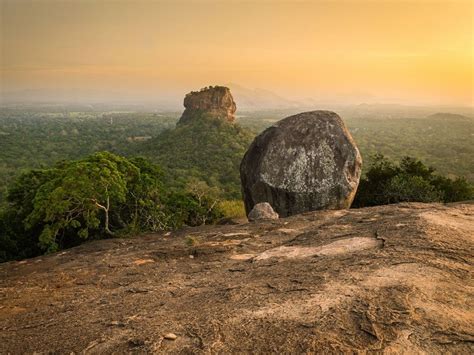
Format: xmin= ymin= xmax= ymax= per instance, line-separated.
xmin=1 ymin=0 xmax=473 ymax=105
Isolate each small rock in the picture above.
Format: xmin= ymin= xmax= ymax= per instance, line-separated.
xmin=222 ymin=232 xmax=251 ymax=237
xmin=247 ymin=202 xmax=279 ymax=221
xmin=230 ymin=254 xmax=255 ymax=261
xmin=133 ymin=258 xmax=155 ymax=266
xmin=163 ymin=333 xmax=177 ymax=340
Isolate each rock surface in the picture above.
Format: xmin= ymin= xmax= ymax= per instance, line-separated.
xmin=178 ymin=86 xmax=236 ymax=125
xmin=240 ymin=110 xmax=362 ymax=217
xmin=0 ymin=202 xmax=473 ymax=353
xmin=247 ymin=202 xmax=279 ymax=221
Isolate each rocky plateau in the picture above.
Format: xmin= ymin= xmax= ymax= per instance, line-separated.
xmin=178 ymin=86 xmax=236 ymax=125
xmin=1 ymin=202 xmax=473 ymax=353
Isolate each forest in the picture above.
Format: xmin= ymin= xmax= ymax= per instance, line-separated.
xmin=1 ymin=107 xmax=473 ymax=200
xmin=0 ymin=106 xmax=473 ymax=261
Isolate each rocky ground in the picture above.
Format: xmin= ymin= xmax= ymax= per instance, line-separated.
xmin=1 ymin=202 xmax=473 ymax=353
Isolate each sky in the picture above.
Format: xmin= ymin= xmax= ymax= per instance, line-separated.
xmin=1 ymin=0 xmax=473 ymax=106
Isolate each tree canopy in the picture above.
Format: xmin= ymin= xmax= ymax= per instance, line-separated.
xmin=0 ymin=152 xmax=224 ymax=262
xmin=353 ymin=155 xmax=474 ymax=207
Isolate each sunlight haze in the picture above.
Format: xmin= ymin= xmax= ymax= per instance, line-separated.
xmin=1 ymin=0 xmax=473 ymax=106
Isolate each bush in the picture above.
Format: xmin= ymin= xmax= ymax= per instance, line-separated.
xmin=384 ymin=175 xmax=443 ymax=203
xmin=164 ymin=178 xmax=224 ymax=228
xmin=218 ymin=200 xmax=246 ymax=218
xmin=353 ymin=155 xmax=474 ymax=207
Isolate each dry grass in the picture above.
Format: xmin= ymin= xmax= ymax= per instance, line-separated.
xmin=218 ymin=200 xmax=246 ymax=218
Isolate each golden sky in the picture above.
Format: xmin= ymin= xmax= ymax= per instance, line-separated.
xmin=1 ymin=0 xmax=473 ymax=105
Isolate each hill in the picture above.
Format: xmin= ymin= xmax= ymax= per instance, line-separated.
xmin=426 ymin=112 xmax=472 ymax=122
xmin=138 ymin=115 xmax=253 ymax=199
xmin=1 ymin=202 xmax=472 ymax=353
xmin=226 ymin=83 xmax=301 ymax=110
xmin=137 ymin=87 xmax=254 ymax=198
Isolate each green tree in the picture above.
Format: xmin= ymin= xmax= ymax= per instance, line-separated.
xmin=124 ymin=157 xmax=169 ymax=232
xmin=384 ymin=175 xmax=442 ymax=203
xmin=1 ymin=152 xmax=227 ymax=262
xmin=1 ymin=169 xmax=56 ymax=259
xmin=138 ymin=114 xmax=254 ymax=199
xmin=353 ymin=155 xmax=474 ymax=207
xmin=431 ymin=176 xmax=474 ymax=203
xmin=26 ymin=152 xmax=139 ymax=252
xmin=184 ymin=178 xmax=223 ymax=225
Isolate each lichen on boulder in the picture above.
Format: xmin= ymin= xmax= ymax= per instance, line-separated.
xmin=240 ymin=110 xmax=362 ymax=217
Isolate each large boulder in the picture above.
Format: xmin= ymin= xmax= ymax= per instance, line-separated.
xmin=178 ymin=86 xmax=236 ymax=125
xmin=240 ymin=110 xmax=362 ymax=217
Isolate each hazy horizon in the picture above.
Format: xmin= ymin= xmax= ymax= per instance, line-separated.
xmin=1 ymin=0 xmax=473 ymax=107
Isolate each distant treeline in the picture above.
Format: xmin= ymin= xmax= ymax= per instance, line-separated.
xmin=1 ymin=109 xmax=473 ymax=204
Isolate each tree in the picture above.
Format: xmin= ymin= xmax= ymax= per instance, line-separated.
xmin=1 ymin=168 xmax=56 ymax=259
xmin=25 ymin=152 xmax=139 ymax=252
xmin=184 ymin=178 xmax=222 ymax=225
xmin=353 ymin=155 xmax=474 ymax=207
xmin=1 ymin=152 xmax=227 ymax=261
xmin=124 ymin=157 xmax=168 ymax=232
xmin=431 ymin=176 xmax=474 ymax=203
xmin=384 ymin=175 xmax=442 ymax=203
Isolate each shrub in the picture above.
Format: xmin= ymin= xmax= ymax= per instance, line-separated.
xmin=164 ymin=179 xmax=224 ymax=228
xmin=353 ymin=155 xmax=474 ymax=207
xmin=218 ymin=200 xmax=246 ymax=218
xmin=384 ymin=175 xmax=443 ymax=203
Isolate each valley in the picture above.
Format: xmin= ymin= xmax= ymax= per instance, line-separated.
xmin=1 ymin=105 xmax=472 ymax=202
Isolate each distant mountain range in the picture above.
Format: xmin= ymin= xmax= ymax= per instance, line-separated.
xmin=2 ymin=86 xmax=473 ymax=118
xmin=425 ymin=112 xmax=473 ymax=121
xmin=225 ymin=83 xmax=301 ymax=110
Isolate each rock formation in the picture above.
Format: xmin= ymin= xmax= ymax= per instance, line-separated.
xmin=1 ymin=202 xmax=473 ymax=353
xmin=178 ymin=86 xmax=236 ymax=125
xmin=247 ymin=202 xmax=279 ymax=221
xmin=240 ymin=110 xmax=362 ymax=217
